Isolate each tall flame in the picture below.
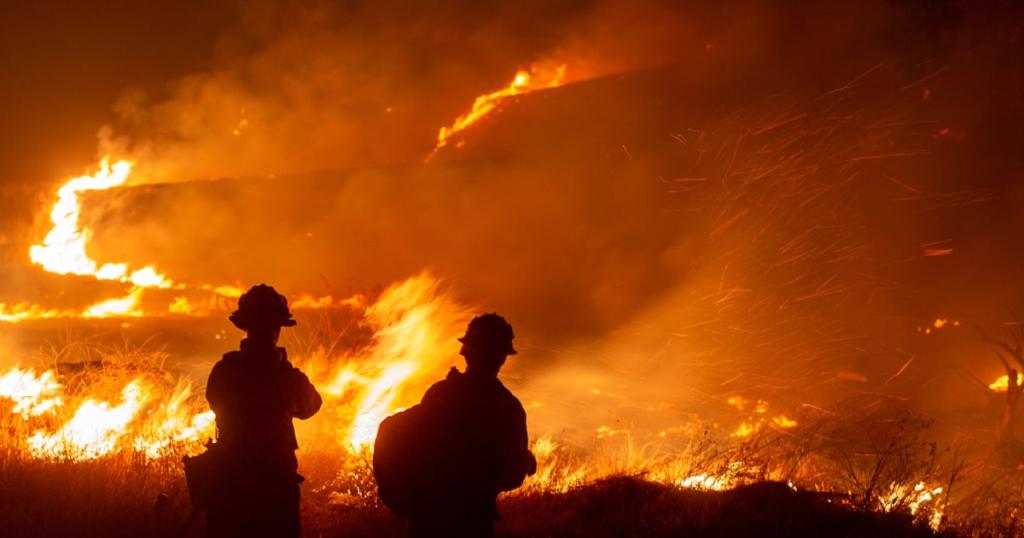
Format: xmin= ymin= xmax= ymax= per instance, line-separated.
xmin=29 ymin=159 xmax=172 ymax=289
xmin=298 ymin=272 xmax=472 ymax=450
xmin=12 ymin=158 xmax=353 ymax=322
xmin=0 ymin=272 xmax=468 ymax=460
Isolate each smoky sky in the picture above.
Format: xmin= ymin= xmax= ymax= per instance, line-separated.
xmin=1 ymin=0 xmax=966 ymax=190
xmin=2 ymin=0 xmax=1024 ymax=426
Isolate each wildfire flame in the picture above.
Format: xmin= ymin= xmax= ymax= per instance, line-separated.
xmin=425 ymin=64 xmax=567 ymax=162
xmin=0 ymin=272 xmax=468 ymax=460
xmin=726 ymin=395 xmax=798 ymax=438
xmin=879 ymin=481 xmax=944 ymax=531
xmin=676 ymin=472 xmax=732 ymax=491
xmin=989 ymin=372 xmax=1022 ymax=392
xmin=27 ymin=379 xmax=153 ymax=459
xmin=0 ymin=270 xmax=950 ymax=536
xmin=29 ymin=159 xmax=172 ymax=290
xmin=10 ymin=157 xmax=354 ymax=322
xmin=0 ymin=365 xmax=215 ymax=461
xmin=0 ymin=303 xmax=76 ymax=323
xmin=14 ymin=158 xmax=176 ymax=319
xmin=0 ymin=368 xmax=63 ymax=419
xmin=297 ymin=272 xmax=472 ymax=450
xmin=0 ymin=146 xmax=951 ymax=528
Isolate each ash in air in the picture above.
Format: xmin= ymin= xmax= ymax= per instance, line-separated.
xmin=0 ymin=1 xmax=1023 ymax=537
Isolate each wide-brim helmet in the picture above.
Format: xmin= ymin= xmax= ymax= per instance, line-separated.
xmin=229 ymin=284 xmax=297 ymax=331
xmin=458 ymin=312 xmax=517 ymax=355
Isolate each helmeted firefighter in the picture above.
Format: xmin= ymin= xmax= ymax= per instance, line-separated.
xmin=201 ymin=284 xmax=322 ymax=538
xmin=374 ymin=313 xmax=537 ymax=538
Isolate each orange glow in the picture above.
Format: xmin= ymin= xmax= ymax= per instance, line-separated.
xmin=2 ymin=368 xmax=215 ymax=461
xmin=133 ymin=381 xmax=216 ymax=459
xmin=8 ymin=157 xmax=357 ymax=322
xmin=26 ymin=379 xmax=153 ymax=459
xmin=727 ymin=396 xmax=797 ymax=438
xmin=82 ymin=287 xmax=145 ymax=318
xmin=29 ymin=159 xmax=172 ymax=289
xmin=879 ymin=481 xmax=944 ymax=531
xmin=298 ymin=272 xmax=472 ymax=450
xmin=676 ymin=472 xmax=732 ymax=491
xmin=0 ymin=368 xmax=63 ymax=419
xmin=425 ymin=64 xmax=567 ymax=162
xmin=990 ymin=372 xmax=1023 ymax=392
xmin=917 ymin=318 xmax=960 ymax=335
xmin=17 ymin=158 xmax=173 ymax=320
xmin=0 ymin=302 xmax=75 ymax=323
xmin=168 ymin=297 xmax=194 ymax=315
xmin=526 ymin=433 xmax=748 ymax=493
xmin=772 ymin=415 xmax=798 ymax=428
xmin=1 ymin=272 xmax=464 ymax=460
xmin=290 ymin=293 xmax=366 ymax=310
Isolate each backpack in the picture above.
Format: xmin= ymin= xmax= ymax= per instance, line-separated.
xmin=373 ymin=403 xmax=445 ymax=517
xmin=182 ymin=442 xmax=224 ymax=511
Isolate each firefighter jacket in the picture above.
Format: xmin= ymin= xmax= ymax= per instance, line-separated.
xmin=206 ymin=339 xmax=322 ymax=470
xmin=417 ymin=367 xmax=537 ymax=519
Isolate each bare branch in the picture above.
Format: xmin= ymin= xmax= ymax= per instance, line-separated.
xmin=980 ymin=335 xmax=1020 ymax=362
xmin=992 ymin=350 xmax=1012 ymax=372
xmin=955 ymin=366 xmax=996 ymax=396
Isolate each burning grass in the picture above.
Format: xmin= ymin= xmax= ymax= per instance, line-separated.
xmin=2 ymin=73 xmax=1023 ymax=534
xmin=0 ymin=404 xmax=1019 ymax=537
xmin=0 ymin=452 xmax=953 ymax=538
xmin=2 ymin=274 xmax=1024 ymax=536
xmin=0 ymin=336 xmax=1016 ymax=537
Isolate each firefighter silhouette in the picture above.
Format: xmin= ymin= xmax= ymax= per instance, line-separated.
xmin=374 ymin=313 xmax=537 ymax=538
xmin=203 ymin=284 xmax=322 ymax=538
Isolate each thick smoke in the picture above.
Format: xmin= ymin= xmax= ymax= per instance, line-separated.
xmin=94 ymin=0 xmax=911 ymax=181
xmin=9 ymin=0 xmax=1024 ymax=441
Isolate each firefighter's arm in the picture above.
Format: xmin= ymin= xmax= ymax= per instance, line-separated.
xmin=515 ymin=405 xmax=538 ymax=477
xmin=205 ymin=359 xmax=228 ymax=415
xmin=497 ymin=402 xmax=536 ymax=491
xmin=286 ymin=365 xmax=323 ymax=419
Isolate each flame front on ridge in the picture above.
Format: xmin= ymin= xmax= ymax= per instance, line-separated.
xmin=425 ymin=64 xmax=567 ymax=162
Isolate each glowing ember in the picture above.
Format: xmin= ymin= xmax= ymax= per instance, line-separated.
xmin=727 ymin=396 xmax=797 ymax=437
xmin=425 ymin=64 xmax=567 ymax=162
xmin=917 ymin=318 xmax=960 ymax=335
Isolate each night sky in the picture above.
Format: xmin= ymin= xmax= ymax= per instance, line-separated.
xmin=1 ymin=0 xmax=1022 ymax=414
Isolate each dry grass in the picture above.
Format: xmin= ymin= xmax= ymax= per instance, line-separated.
xmin=2 ymin=336 xmax=1024 ymax=537
xmin=0 ymin=455 xmax=949 ymax=538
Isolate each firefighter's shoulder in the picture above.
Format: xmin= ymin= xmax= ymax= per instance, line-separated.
xmin=493 ymin=380 xmax=526 ymax=417
xmin=422 ymin=367 xmax=462 ymax=404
